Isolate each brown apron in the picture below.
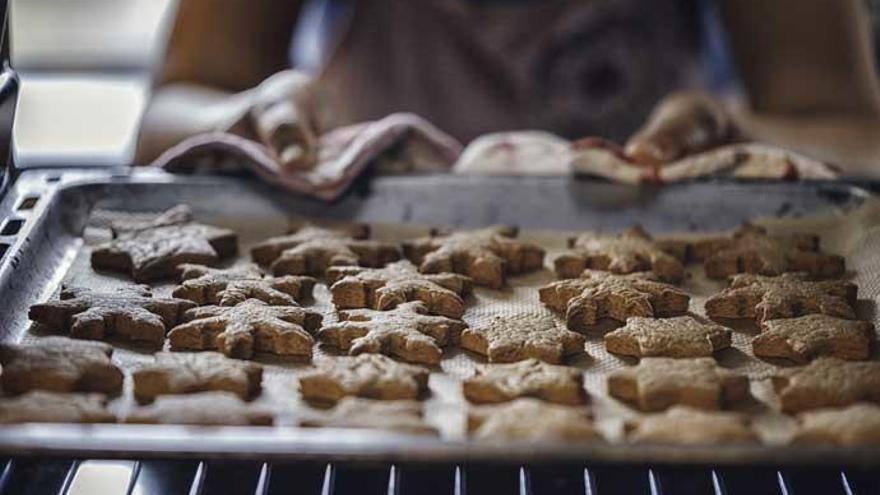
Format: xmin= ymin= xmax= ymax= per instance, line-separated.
xmin=316 ymin=0 xmax=699 ymax=143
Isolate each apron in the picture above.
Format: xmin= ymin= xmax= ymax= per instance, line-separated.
xmin=311 ymin=0 xmax=700 ymax=142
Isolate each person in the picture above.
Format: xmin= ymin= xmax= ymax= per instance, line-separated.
xmin=135 ymin=0 xmax=880 ymax=175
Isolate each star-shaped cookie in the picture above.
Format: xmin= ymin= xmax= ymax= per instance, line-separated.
xmin=699 ymin=225 xmax=844 ymax=279
xmin=133 ymin=351 xmax=263 ymax=404
xmin=463 ymin=358 xmax=586 ymax=405
xmin=123 ymin=391 xmax=273 ymax=425
xmin=554 ymin=226 xmax=684 ymax=283
xmin=607 ymin=357 xmax=749 ymax=411
xmin=250 ymin=224 xmax=401 ymax=277
xmin=107 ymin=204 xmax=193 ymax=235
xmin=0 ymin=391 xmax=116 ymax=424
xmin=299 ymin=354 xmax=430 ymax=404
xmin=704 ymin=273 xmax=857 ymax=323
xmin=539 ymin=270 xmax=689 ymax=331
xmin=460 ymin=313 xmax=585 ymax=364
xmin=772 ymin=358 xmax=880 ymax=413
xmin=327 ymin=260 xmax=472 ymax=318
xmin=753 ymin=314 xmax=873 ymax=364
xmin=604 ymin=316 xmax=732 ymax=358
xmin=624 ymin=406 xmax=758 ymax=445
xmin=318 ymin=301 xmax=466 ymax=365
xmin=29 ymin=286 xmax=196 ymax=348
xmin=91 ymin=207 xmax=238 ymax=282
xmin=468 ymin=398 xmax=601 ymax=441
xmin=0 ymin=337 xmax=123 ymax=396
xmin=403 ymin=226 xmax=545 ymax=289
xmin=791 ymin=403 xmax=880 ymax=446
xmin=300 ymin=397 xmax=437 ymax=435
xmin=168 ymin=299 xmax=322 ymax=359
xmin=173 ymin=263 xmax=316 ymax=306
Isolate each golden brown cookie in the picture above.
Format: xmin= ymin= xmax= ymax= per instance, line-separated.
xmin=604 ymin=316 xmax=732 ymax=358
xmin=555 ymin=226 xmax=684 ymax=283
xmin=91 ymin=207 xmax=238 ymax=282
xmin=328 ymin=260 xmax=472 ymax=319
xmin=791 ymin=403 xmax=880 ymax=446
xmin=539 ymin=270 xmax=689 ymax=331
xmin=704 ymin=273 xmax=857 ymax=323
xmin=403 ymin=226 xmax=545 ymax=289
xmin=299 ymin=354 xmax=430 ymax=404
xmin=460 ymin=313 xmax=585 ymax=364
xmin=133 ymin=351 xmax=263 ymax=404
xmin=698 ymin=225 xmax=844 ymax=280
xmin=0 ymin=391 xmax=116 ymax=424
xmin=300 ymin=397 xmax=437 ymax=434
xmin=0 ymin=337 xmax=123 ymax=396
xmin=624 ymin=406 xmax=758 ymax=445
xmin=318 ymin=301 xmax=466 ymax=365
xmin=753 ymin=314 xmax=873 ymax=364
xmin=251 ymin=224 xmax=401 ymax=277
xmin=607 ymin=357 xmax=749 ymax=411
xmin=463 ymin=359 xmax=586 ymax=405
xmin=468 ymin=398 xmax=601 ymax=441
xmin=772 ymin=358 xmax=880 ymax=413
xmin=123 ymin=391 xmax=273 ymax=425
xmin=173 ymin=263 xmax=316 ymax=307
xmin=29 ymin=286 xmax=196 ymax=348
xmin=168 ymin=299 xmax=322 ymax=359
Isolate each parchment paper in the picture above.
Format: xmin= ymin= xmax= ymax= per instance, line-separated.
xmin=25 ymin=198 xmax=880 ymax=445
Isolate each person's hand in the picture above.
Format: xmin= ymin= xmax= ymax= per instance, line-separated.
xmin=246 ymin=70 xmax=319 ymax=171
xmin=624 ymin=92 xmax=737 ymax=165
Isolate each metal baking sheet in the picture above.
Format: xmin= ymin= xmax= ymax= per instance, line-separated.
xmin=0 ymin=168 xmax=877 ymax=466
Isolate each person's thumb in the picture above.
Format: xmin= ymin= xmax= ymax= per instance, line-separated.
xmin=250 ymin=71 xmax=319 ymax=171
xmin=625 ymin=92 xmax=733 ymax=165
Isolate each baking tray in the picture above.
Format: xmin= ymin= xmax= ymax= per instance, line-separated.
xmin=0 ymin=167 xmax=877 ymax=466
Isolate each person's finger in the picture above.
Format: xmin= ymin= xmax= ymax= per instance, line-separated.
xmin=252 ymin=99 xmax=317 ymax=170
xmin=250 ymin=71 xmax=319 ymax=171
xmin=624 ymin=92 xmax=733 ymax=165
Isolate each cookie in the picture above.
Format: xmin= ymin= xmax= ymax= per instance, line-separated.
xmin=704 ymin=273 xmax=857 ymax=323
xmin=772 ymin=357 xmax=880 ymax=413
xmin=318 ymin=301 xmax=466 ymax=365
xmin=29 ymin=285 xmax=196 ymax=348
xmin=328 ymin=260 xmax=472 ymax=318
xmin=133 ymin=351 xmax=263 ymax=404
xmin=173 ymin=263 xmax=316 ymax=306
xmin=539 ymin=270 xmax=689 ymax=331
xmin=463 ymin=358 xmax=586 ymax=405
xmin=0 ymin=391 xmax=116 ymax=424
xmin=700 ymin=225 xmax=843 ymax=279
xmin=555 ymin=226 xmax=684 ymax=283
xmin=753 ymin=314 xmax=873 ymax=364
xmin=91 ymin=207 xmax=238 ymax=282
xmin=123 ymin=391 xmax=273 ymax=425
xmin=251 ymin=224 xmax=400 ymax=277
xmin=168 ymin=299 xmax=322 ymax=359
xmin=460 ymin=313 xmax=585 ymax=364
xmin=604 ymin=316 xmax=732 ymax=358
xmin=300 ymin=397 xmax=437 ymax=434
xmin=468 ymin=398 xmax=601 ymax=441
xmin=299 ymin=354 xmax=430 ymax=404
xmin=0 ymin=337 xmax=123 ymax=396
xmin=624 ymin=406 xmax=758 ymax=445
xmin=791 ymin=404 xmax=880 ymax=446
xmin=607 ymin=357 xmax=749 ymax=411
xmin=108 ymin=204 xmax=193 ymax=235
xmin=403 ymin=226 xmax=545 ymax=289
